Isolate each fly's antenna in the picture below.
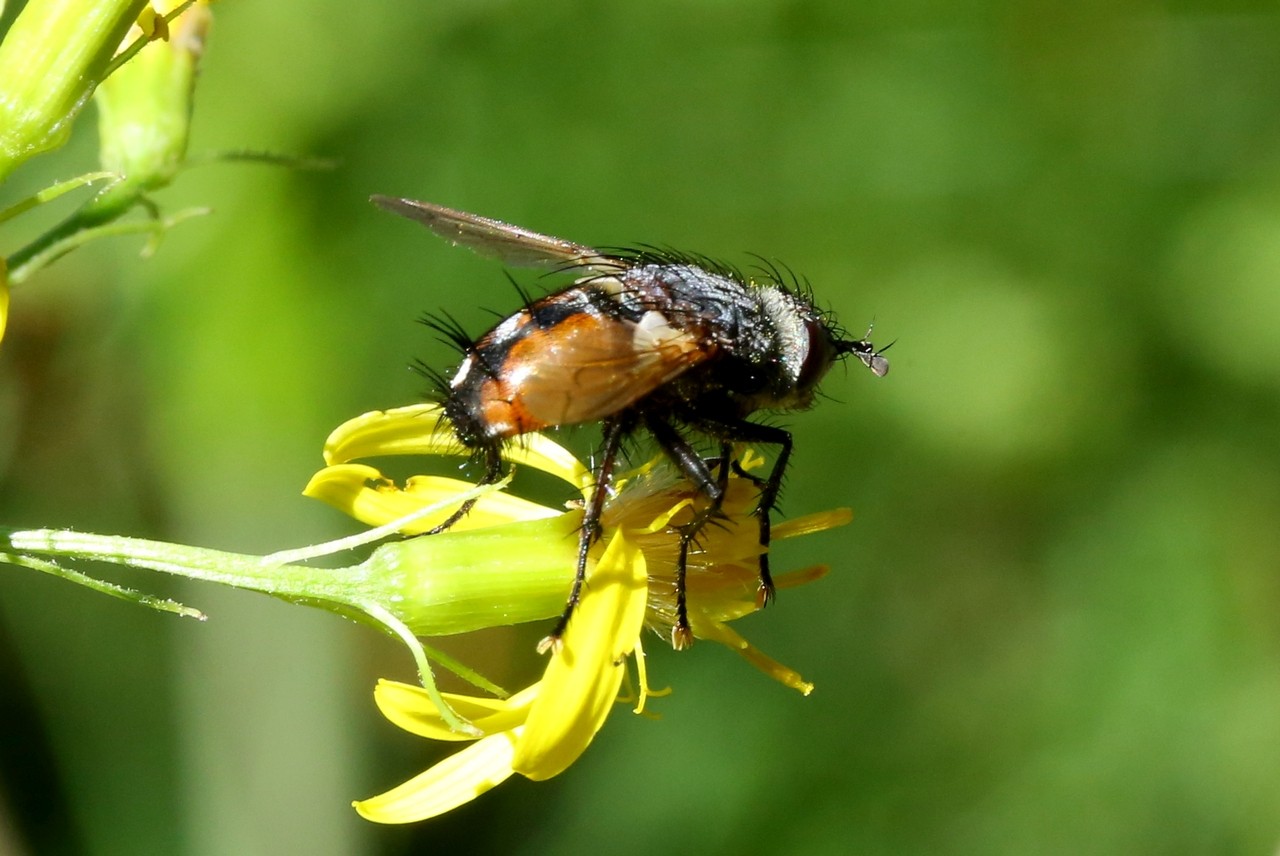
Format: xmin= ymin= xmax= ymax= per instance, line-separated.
xmin=838 ymin=322 xmax=892 ymax=377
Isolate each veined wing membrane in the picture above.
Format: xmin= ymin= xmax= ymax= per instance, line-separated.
xmin=508 ymin=313 xmax=712 ymax=426
xmin=371 ymin=196 xmax=619 ymax=271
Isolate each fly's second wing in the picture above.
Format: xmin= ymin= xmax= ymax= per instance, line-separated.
xmin=475 ymin=308 xmax=714 ymax=436
xmin=372 ymin=196 xmax=620 ymax=272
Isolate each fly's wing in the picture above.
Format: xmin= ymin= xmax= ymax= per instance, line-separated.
xmin=504 ymin=310 xmax=714 ymax=427
xmin=371 ymin=196 xmax=620 ymax=272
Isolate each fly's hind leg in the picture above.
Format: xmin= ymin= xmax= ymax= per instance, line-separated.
xmin=426 ymin=442 xmax=505 ymax=534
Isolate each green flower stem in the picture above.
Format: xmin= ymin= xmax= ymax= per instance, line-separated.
xmin=2 ymin=514 xmax=580 ymax=637
xmin=0 ymin=171 xmax=118 ymax=226
xmin=0 ymin=547 xmax=205 ymax=618
xmin=5 ymin=204 xmax=209 ymax=284
xmin=0 ymin=0 xmax=150 ymax=183
xmin=2 ymin=519 xmax=579 ymax=734
xmin=4 ymin=526 xmax=324 ymax=593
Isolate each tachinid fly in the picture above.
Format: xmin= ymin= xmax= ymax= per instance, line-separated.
xmin=372 ymin=196 xmax=889 ymax=650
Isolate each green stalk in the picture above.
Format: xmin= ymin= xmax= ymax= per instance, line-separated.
xmin=1 ymin=518 xmax=579 ymax=735
xmin=0 ymin=0 xmax=148 ymax=183
xmin=1 ymin=516 xmax=579 ymax=638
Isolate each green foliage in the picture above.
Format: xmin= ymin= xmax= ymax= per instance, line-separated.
xmin=3 ymin=1 xmax=1280 ymax=853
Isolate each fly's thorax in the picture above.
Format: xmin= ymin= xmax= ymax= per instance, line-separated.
xmin=615 ymin=263 xmax=754 ymax=334
xmin=610 ymin=265 xmax=836 ymax=412
xmin=758 ymin=286 xmax=809 ymax=384
xmin=751 ymin=285 xmax=840 ymax=410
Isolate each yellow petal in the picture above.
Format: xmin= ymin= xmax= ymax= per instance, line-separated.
xmin=512 ymin=531 xmax=647 ymax=781
xmin=693 ymin=615 xmax=814 ymax=696
xmin=322 ymin=404 xmax=458 ymax=464
xmin=504 ymin=438 xmax=593 ymax=495
xmin=304 ymin=464 xmax=556 ymax=532
xmin=134 ymin=4 xmax=168 ymax=40
xmin=774 ymin=564 xmax=830 ymax=589
xmin=0 ymin=258 xmax=8 ymax=343
xmin=353 ymin=729 xmax=522 ymax=823
xmin=691 ymin=564 xmax=832 ymax=626
xmin=374 ymin=680 xmax=539 ymax=742
xmin=772 ymin=507 xmax=853 ymax=539
xmin=320 ymin=404 xmax=591 ymax=492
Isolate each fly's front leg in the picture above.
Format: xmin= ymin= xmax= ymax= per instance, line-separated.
xmin=538 ymin=415 xmax=628 ymax=653
xmin=697 ymin=420 xmax=792 ymax=609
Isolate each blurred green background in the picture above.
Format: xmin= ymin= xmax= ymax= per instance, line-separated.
xmin=4 ymin=1 xmax=1280 ymax=853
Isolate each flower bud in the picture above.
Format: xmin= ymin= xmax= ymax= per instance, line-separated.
xmin=0 ymin=0 xmax=148 ymax=182
xmin=89 ymin=1 xmax=212 ymax=218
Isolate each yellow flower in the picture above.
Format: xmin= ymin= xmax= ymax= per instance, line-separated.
xmin=353 ymin=531 xmax=646 ymax=821
xmin=0 ymin=257 xmax=8 ymax=343
xmin=307 ymin=404 xmax=852 ymax=823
